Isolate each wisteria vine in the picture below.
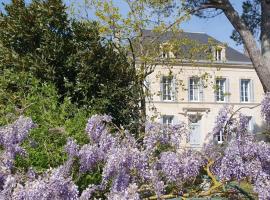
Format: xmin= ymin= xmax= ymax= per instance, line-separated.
xmin=0 ymin=96 xmax=270 ymax=199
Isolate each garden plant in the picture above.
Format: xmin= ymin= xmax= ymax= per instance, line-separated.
xmin=0 ymin=94 xmax=270 ymax=199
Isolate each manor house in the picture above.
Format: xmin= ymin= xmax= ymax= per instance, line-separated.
xmin=144 ymin=30 xmax=264 ymax=148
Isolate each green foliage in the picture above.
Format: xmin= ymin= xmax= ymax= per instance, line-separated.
xmin=0 ymin=0 xmax=140 ymax=131
xmin=0 ymin=69 xmax=89 ymax=172
xmin=230 ymin=0 xmax=261 ymax=45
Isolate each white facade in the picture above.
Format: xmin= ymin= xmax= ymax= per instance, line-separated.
xmin=146 ymin=61 xmax=265 ymax=148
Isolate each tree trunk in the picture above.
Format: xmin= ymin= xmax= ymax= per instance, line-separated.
xmin=139 ymin=78 xmax=146 ymax=134
xmin=221 ymin=0 xmax=270 ymax=92
xmin=261 ymin=0 xmax=270 ymax=92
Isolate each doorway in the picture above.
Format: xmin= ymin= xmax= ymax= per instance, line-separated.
xmin=189 ymin=114 xmax=202 ymax=148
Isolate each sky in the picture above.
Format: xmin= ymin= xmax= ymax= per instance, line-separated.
xmin=180 ymin=2 xmax=244 ymax=52
xmin=0 ymin=0 xmax=245 ymax=52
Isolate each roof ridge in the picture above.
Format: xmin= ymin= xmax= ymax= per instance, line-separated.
xmin=143 ymin=29 xmax=206 ymax=34
xmin=183 ymin=31 xmax=206 ymax=34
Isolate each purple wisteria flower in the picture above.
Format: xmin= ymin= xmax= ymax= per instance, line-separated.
xmin=158 ymin=151 xmax=204 ymax=183
xmin=144 ymin=122 xmax=188 ymax=154
xmin=0 ymin=116 xmax=35 ymax=170
xmin=211 ymin=106 xmax=235 ymax=140
xmin=261 ymin=92 xmax=270 ymax=123
xmin=1 ymin=112 xmax=270 ymax=199
xmin=0 ymin=116 xmax=35 ymax=192
xmin=85 ymin=114 xmax=112 ymax=143
xmin=79 ymin=184 xmax=99 ymax=200
xmin=78 ymin=144 xmax=104 ymax=173
xmin=107 ymin=183 xmax=140 ymax=200
xmin=102 ymin=145 xmax=147 ymax=192
xmin=2 ymin=167 xmax=79 ymax=200
xmin=65 ymin=138 xmax=79 ymax=158
xmin=254 ymin=171 xmax=270 ymax=200
xmin=149 ymin=169 xmax=165 ymax=198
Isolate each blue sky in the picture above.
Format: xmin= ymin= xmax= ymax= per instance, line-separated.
xmin=181 ymin=2 xmax=243 ymax=52
xmin=1 ymin=0 xmax=245 ymax=52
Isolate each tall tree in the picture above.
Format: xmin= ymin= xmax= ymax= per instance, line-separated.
xmin=78 ymin=0 xmax=205 ymax=129
xmin=182 ymin=0 xmax=270 ymax=92
xmin=0 ymin=0 xmax=140 ymax=131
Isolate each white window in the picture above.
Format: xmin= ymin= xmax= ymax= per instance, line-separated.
xmin=240 ymin=79 xmax=251 ymax=102
xmin=189 ymin=78 xmax=201 ymax=101
xmin=161 ymin=51 xmax=170 ymax=58
xmin=161 ymin=51 xmax=175 ymax=58
xmin=215 ymin=79 xmax=226 ymax=102
xmin=217 ymin=131 xmax=224 ymax=144
xmin=247 ymin=116 xmax=254 ymax=133
xmin=215 ymin=49 xmax=222 ymax=61
xmin=161 ymin=76 xmax=174 ymax=101
xmin=160 ymin=43 xmax=174 ymax=58
xmin=163 ymin=115 xmax=174 ymax=125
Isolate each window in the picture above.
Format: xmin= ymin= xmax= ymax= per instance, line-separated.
xmin=247 ymin=116 xmax=254 ymax=133
xmin=161 ymin=76 xmax=174 ymax=101
xmin=163 ymin=115 xmax=174 ymax=125
xmin=215 ymin=49 xmax=222 ymax=61
xmin=240 ymin=79 xmax=251 ymax=102
xmin=189 ymin=78 xmax=201 ymax=101
xmin=217 ymin=131 xmax=224 ymax=144
xmin=215 ymin=79 xmax=226 ymax=102
xmin=160 ymin=43 xmax=174 ymax=59
xmin=161 ymin=51 xmax=171 ymax=58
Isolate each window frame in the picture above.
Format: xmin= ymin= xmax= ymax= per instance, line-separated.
xmin=189 ymin=77 xmax=201 ymax=102
xmin=240 ymin=79 xmax=251 ymax=103
xmin=162 ymin=115 xmax=174 ymax=126
xmin=161 ymin=76 xmax=174 ymax=101
xmin=215 ymin=48 xmax=222 ymax=61
xmin=215 ymin=78 xmax=226 ymax=102
xmin=217 ymin=130 xmax=224 ymax=144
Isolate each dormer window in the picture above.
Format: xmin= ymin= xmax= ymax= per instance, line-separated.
xmin=215 ymin=49 xmax=222 ymax=61
xmin=214 ymin=46 xmax=225 ymax=61
xmin=160 ymin=43 xmax=175 ymax=59
xmin=162 ymin=51 xmax=170 ymax=58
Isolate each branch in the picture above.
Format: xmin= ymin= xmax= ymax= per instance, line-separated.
xmin=228 ymin=183 xmax=255 ymax=200
xmin=15 ymin=103 xmax=35 ymax=115
xmin=146 ymin=194 xmax=177 ymax=200
xmin=127 ymin=37 xmax=136 ymax=69
xmin=198 ymin=159 xmax=223 ymax=197
xmin=185 ymin=0 xmax=270 ymax=92
xmin=219 ymin=0 xmax=269 ymax=92
xmin=223 ymin=104 xmax=261 ymax=138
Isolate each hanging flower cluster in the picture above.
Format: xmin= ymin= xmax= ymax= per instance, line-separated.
xmin=0 ymin=98 xmax=270 ymax=200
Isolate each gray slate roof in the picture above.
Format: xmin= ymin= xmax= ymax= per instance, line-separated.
xmin=142 ymin=30 xmax=251 ymax=63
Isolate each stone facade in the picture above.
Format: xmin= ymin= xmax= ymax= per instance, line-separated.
xmin=146 ymin=61 xmax=265 ymax=148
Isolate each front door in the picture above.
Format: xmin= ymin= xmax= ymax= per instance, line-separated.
xmin=189 ymin=115 xmax=202 ymax=148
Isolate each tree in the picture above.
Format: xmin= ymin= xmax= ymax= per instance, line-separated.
xmin=77 ymin=0 xmax=209 ymax=130
xmin=0 ymin=0 xmax=140 ymax=131
xmin=182 ymin=0 xmax=270 ymax=92
xmin=0 ymin=68 xmax=90 ymax=171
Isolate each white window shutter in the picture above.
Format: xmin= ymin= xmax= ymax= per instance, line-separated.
xmin=239 ymin=79 xmax=242 ymax=102
xmin=250 ymin=117 xmax=255 ymax=134
xmin=172 ymin=76 xmax=177 ymax=101
xmin=173 ymin=116 xmax=179 ymax=125
xmin=159 ymin=115 xmax=164 ymax=124
xmin=188 ymin=78 xmax=191 ymax=101
xmin=225 ymin=78 xmax=230 ymax=102
xmin=199 ymin=79 xmax=203 ymax=102
xmin=160 ymin=77 xmax=163 ymax=101
xmin=250 ymin=80 xmax=254 ymax=102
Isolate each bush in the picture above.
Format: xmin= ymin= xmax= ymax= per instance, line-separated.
xmin=0 ymin=69 xmax=89 ymax=172
xmin=1 ymin=109 xmax=269 ymax=199
xmin=0 ymin=0 xmax=140 ymax=132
